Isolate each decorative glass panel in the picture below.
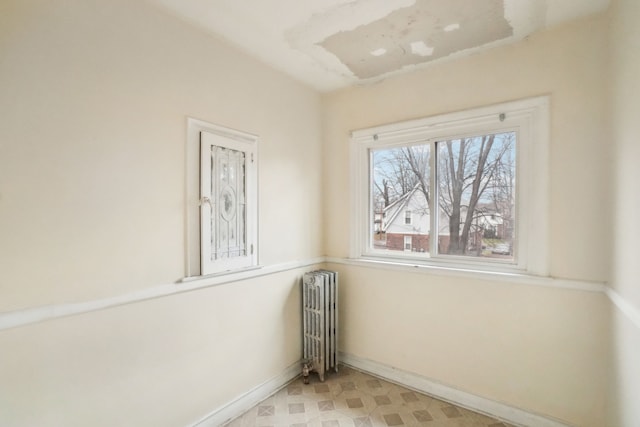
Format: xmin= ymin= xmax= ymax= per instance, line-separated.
xmin=209 ymin=145 xmax=247 ymax=261
xmin=196 ymin=124 xmax=257 ymax=276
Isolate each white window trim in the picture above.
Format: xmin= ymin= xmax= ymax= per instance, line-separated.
xmin=186 ymin=118 xmax=259 ymax=278
xmin=350 ymin=96 xmax=549 ymax=276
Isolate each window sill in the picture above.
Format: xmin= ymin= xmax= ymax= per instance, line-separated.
xmin=179 ymin=265 xmax=263 ymax=284
xmin=178 ymin=256 xmax=326 ymax=288
xmin=326 ymin=256 xmax=605 ymax=293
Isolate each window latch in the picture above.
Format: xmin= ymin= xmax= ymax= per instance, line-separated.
xmin=200 ymin=196 xmax=212 ymax=206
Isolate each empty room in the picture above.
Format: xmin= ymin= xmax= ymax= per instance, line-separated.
xmin=1 ymin=0 xmax=639 ymax=426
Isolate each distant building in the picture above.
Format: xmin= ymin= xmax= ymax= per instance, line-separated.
xmin=377 ymin=186 xmax=508 ymax=254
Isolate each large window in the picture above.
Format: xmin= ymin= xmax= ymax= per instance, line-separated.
xmin=351 ymin=97 xmax=549 ymax=274
xmin=187 ymin=118 xmax=258 ymax=277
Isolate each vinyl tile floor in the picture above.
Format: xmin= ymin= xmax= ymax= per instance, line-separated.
xmin=224 ymin=366 xmax=516 ymax=427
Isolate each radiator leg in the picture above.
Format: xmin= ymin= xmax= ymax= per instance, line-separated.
xmin=302 ymin=363 xmax=310 ymax=384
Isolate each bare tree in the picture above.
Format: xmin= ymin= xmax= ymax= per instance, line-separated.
xmin=489 ymin=135 xmax=516 ymax=239
xmin=373 ymin=178 xmax=391 ymax=208
xmin=372 ymin=145 xmax=428 ymax=207
xmin=401 ymin=145 xmax=430 ymax=207
xmin=372 ymin=133 xmax=514 ymax=256
xmin=438 ymin=133 xmax=514 ymax=255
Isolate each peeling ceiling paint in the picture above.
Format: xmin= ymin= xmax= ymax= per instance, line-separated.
xmin=319 ymin=0 xmax=513 ymax=79
xmin=146 ymin=0 xmax=611 ymax=91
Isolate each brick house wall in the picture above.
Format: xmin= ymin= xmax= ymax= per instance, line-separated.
xmin=386 ymin=233 xmax=429 ymax=252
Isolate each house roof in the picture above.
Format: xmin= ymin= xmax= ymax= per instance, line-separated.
xmin=381 ymin=186 xmax=419 ymax=232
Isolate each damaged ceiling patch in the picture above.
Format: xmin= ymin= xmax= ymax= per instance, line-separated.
xmin=444 ymin=23 xmax=460 ymax=32
xmin=410 ymin=41 xmax=434 ymax=57
xmin=319 ymin=0 xmax=513 ymax=79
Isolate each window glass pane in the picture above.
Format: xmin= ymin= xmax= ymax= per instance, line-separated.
xmin=436 ymin=132 xmax=516 ymax=260
xmin=210 ymin=145 xmax=247 ymax=261
xmin=371 ymin=144 xmax=431 ymax=254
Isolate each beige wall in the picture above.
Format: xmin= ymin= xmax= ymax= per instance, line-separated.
xmin=0 ymin=0 xmax=323 ymax=425
xmin=610 ymin=0 xmax=640 ymax=310
xmin=2 ymin=0 xmax=639 ymax=426
xmin=608 ymin=0 xmax=640 ymax=424
xmin=0 ymin=0 xmax=323 ymax=311
xmin=323 ymin=13 xmax=611 ymax=427
xmin=0 ymin=271 xmax=306 ymax=426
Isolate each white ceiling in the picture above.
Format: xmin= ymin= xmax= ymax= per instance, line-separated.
xmin=147 ymin=0 xmax=610 ymax=92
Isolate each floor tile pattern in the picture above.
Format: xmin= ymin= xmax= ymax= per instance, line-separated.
xmin=224 ymin=366 xmax=516 ymax=427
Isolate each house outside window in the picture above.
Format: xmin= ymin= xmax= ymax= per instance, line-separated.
xmin=350 ymin=97 xmax=549 ymax=275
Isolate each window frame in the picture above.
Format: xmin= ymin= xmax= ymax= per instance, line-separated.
xmin=350 ymin=97 xmax=549 ymax=275
xmin=186 ymin=118 xmax=259 ymax=278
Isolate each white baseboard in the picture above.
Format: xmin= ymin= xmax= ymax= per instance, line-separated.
xmin=188 ymin=354 xmax=572 ymax=427
xmin=189 ymin=360 xmax=301 ymax=427
xmin=339 ymin=352 xmax=571 ymax=427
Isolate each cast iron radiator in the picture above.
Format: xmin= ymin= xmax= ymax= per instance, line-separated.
xmin=302 ymin=270 xmax=338 ymax=383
